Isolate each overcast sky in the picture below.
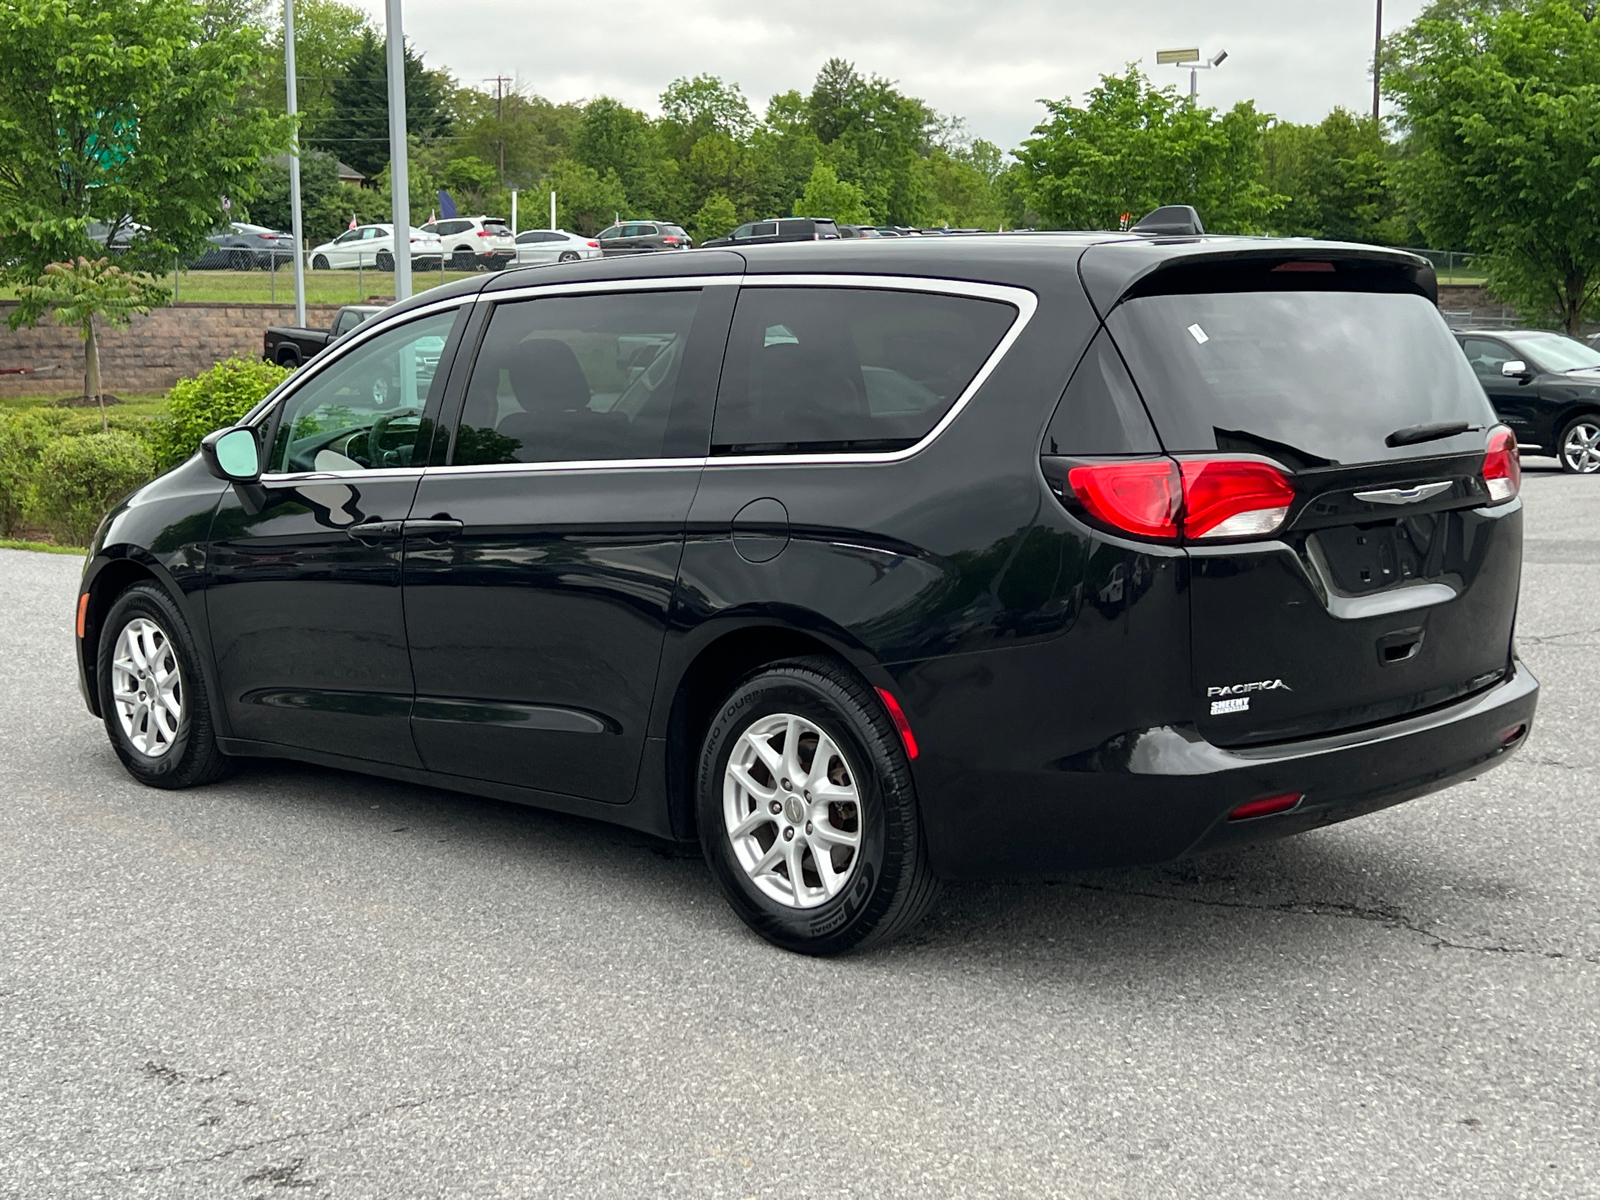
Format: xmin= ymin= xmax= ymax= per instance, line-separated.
xmin=346 ymin=0 xmax=1426 ymax=150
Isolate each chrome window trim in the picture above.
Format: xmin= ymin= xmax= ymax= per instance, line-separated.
xmin=256 ymin=272 xmax=1038 ymax=482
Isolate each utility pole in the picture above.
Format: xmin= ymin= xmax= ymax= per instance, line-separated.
xmin=1372 ymin=0 xmax=1384 ymax=122
xmin=284 ymin=0 xmax=306 ymax=325
xmin=385 ymin=0 xmax=411 ymax=301
xmin=486 ymin=75 xmax=511 ymax=186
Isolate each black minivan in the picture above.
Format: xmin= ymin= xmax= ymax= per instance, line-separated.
xmin=77 ymin=234 xmax=1537 ymax=953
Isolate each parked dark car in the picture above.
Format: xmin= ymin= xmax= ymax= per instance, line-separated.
xmin=192 ymin=222 xmax=297 ymax=271
xmin=76 ymin=234 xmax=1536 ymax=955
xmin=1455 ymin=328 xmax=1600 ymax=473
xmin=262 ymin=304 xmax=385 ymax=367
xmin=701 ymin=217 xmax=841 ymax=248
xmin=595 ymin=221 xmax=692 ymax=256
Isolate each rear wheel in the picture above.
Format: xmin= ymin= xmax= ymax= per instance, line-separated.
xmin=1557 ymin=414 xmax=1600 ymax=474
xmin=375 ymin=249 xmax=394 ymax=272
xmin=311 ymin=253 xmax=330 ymax=271
xmin=696 ymin=657 xmax=938 ymax=955
xmin=558 ymin=250 xmax=580 ymax=263
xmin=229 ymin=248 xmax=253 ymax=271
xmin=97 ymin=584 xmax=231 ymax=789
xmin=451 ymin=249 xmax=475 ymax=271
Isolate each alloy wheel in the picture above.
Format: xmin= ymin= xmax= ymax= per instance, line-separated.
xmin=1561 ymin=420 xmax=1600 ymax=473
xmin=111 ymin=617 xmax=183 ymax=758
xmin=723 ymin=712 xmax=862 ymax=909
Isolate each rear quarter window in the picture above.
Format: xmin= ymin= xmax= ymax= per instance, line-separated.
xmin=711 ymin=287 xmax=1017 ymax=454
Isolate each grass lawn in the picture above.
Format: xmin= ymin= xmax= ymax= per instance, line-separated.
xmin=0 ymin=392 xmax=169 ymax=419
xmin=0 ymin=537 xmax=85 ymax=555
xmin=1 ymin=268 xmax=485 ymax=307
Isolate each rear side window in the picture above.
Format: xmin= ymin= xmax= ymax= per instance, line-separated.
xmin=1044 ymin=330 xmax=1160 ymax=456
xmin=711 ymin=287 xmax=1016 ymax=454
xmin=1107 ymin=291 xmax=1496 ymax=465
xmin=451 ymin=290 xmax=701 ymax=465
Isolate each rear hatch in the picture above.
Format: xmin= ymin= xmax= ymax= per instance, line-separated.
xmin=1096 ymin=250 xmax=1520 ymax=746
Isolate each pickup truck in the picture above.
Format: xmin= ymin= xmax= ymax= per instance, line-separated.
xmin=262 ymin=304 xmax=386 ymax=367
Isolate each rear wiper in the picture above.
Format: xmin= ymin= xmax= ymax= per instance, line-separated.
xmin=1386 ymin=421 xmax=1475 ymax=448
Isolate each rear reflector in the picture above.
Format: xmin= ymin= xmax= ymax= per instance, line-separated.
xmin=1064 ymin=456 xmax=1295 ymax=542
xmin=76 ymin=591 xmax=89 ymax=638
xmin=875 ymin=687 xmax=920 ymax=760
xmin=1498 ymin=723 xmax=1527 ymax=746
xmin=1483 ymin=425 xmax=1521 ymax=503
xmin=1228 ymin=792 xmax=1303 ymax=821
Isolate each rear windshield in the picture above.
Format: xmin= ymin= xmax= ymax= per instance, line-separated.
xmin=1107 ymin=291 xmax=1496 ymax=466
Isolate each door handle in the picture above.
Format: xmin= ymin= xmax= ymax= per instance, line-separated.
xmin=403 ymin=518 xmax=464 ymax=541
xmin=345 ymin=519 xmax=402 ymax=543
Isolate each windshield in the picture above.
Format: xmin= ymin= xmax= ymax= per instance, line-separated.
xmin=1107 ymin=290 xmax=1496 ymax=466
xmin=1505 ymin=331 xmax=1600 ymax=373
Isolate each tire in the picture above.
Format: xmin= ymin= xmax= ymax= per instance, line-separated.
xmin=558 ymin=250 xmax=580 ymax=263
xmin=229 ymin=248 xmax=253 ymax=271
xmin=276 ymin=347 xmax=300 ymax=368
xmin=1557 ymin=413 xmax=1600 ymax=474
xmin=451 ymin=249 xmax=476 ymax=272
xmin=696 ymin=656 xmax=939 ymax=955
xmin=311 ymin=254 xmax=330 ymax=271
xmin=97 ymin=584 xmax=232 ymax=789
xmin=376 ymin=250 xmax=394 ymax=272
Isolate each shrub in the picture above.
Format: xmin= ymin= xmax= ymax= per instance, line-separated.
xmin=0 ymin=412 xmax=57 ymax=535
xmin=30 ymin=431 xmax=156 ymax=546
xmin=151 ymin=356 xmax=289 ymax=472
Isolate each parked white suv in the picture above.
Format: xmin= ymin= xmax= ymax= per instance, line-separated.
xmin=421 ymin=216 xmax=516 ymax=270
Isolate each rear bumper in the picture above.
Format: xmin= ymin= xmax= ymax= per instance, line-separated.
xmin=917 ymin=658 xmax=1539 ymax=879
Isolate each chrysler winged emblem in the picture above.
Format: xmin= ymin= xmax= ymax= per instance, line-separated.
xmin=1353 ymin=481 xmax=1453 ymax=505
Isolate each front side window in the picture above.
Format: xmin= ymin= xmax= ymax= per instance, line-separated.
xmin=269 ymin=310 xmax=457 ymax=473
xmin=598 ymin=226 xmax=621 ymax=240
xmin=451 ymin=290 xmax=702 ymax=465
xmin=711 ymin=287 xmax=1017 ymax=454
xmin=335 ymin=229 xmax=362 ymax=244
xmin=1462 ymin=338 xmax=1514 ymax=379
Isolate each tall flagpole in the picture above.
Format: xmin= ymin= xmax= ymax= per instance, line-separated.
xmin=385 ymin=0 xmax=412 ymax=301
xmin=284 ymin=0 xmax=306 ymax=326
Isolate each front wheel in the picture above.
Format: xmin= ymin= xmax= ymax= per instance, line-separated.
xmin=1558 ymin=414 xmax=1600 ymax=474
xmin=696 ymin=657 xmax=938 ymax=954
xmin=97 ymin=584 xmax=231 ymax=789
xmin=311 ymin=254 xmax=330 ymax=271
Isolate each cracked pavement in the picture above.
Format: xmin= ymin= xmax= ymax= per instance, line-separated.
xmin=2 ymin=463 xmax=1597 ymax=1199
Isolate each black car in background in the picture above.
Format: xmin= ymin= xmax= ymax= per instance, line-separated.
xmin=75 ymin=235 xmax=1536 ymax=954
xmin=595 ymin=221 xmax=692 ymax=255
xmin=1455 ymin=328 xmax=1600 ymax=473
xmin=191 ymin=222 xmax=297 ymax=271
xmin=701 ymin=217 xmax=842 ymax=247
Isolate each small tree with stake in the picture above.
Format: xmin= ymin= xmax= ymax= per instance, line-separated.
xmin=14 ymin=258 xmax=169 ymax=431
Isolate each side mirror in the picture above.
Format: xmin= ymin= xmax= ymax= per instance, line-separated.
xmin=1501 ymin=360 xmax=1531 ymax=379
xmin=200 ymin=426 xmax=261 ymax=483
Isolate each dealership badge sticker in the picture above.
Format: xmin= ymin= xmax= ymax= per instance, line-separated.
xmin=1207 ymin=678 xmax=1290 ymax=715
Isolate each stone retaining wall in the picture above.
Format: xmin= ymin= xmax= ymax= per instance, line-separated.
xmin=0 ymin=302 xmax=344 ymax=398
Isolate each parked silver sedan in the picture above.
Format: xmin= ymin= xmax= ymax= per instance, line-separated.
xmin=513 ymin=228 xmax=603 ymax=267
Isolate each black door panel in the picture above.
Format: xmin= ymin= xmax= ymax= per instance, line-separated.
xmin=403 ymin=467 xmax=700 ymax=801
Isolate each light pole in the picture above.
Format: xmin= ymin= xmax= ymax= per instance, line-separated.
xmin=385 ymin=0 xmax=412 ymax=301
xmin=284 ymin=0 xmax=306 ymax=326
xmin=1372 ymin=0 xmax=1384 ymax=122
xmin=1157 ymin=47 xmax=1228 ymax=101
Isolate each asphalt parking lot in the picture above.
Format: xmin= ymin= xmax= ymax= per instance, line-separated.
xmin=2 ymin=464 xmax=1596 ymax=1199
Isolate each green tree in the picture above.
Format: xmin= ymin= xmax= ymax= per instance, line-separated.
xmin=152 ymin=356 xmax=290 ymax=471
xmin=688 ymin=192 xmax=739 ymax=243
xmin=1012 ymin=67 xmax=1280 ymax=234
xmin=661 ymin=74 xmax=757 ymax=143
xmin=311 ymin=29 xmax=451 ymax=179
xmin=448 ymin=85 xmax=581 ymax=192
xmin=12 ymin=258 xmax=168 ymax=430
xmin=548 ymin=158 xmax=628 ymax=234
xmin=1262 ymin=109 xmax=1409 ymax=243
xmin=805 ymin=59 xmax=934 ymax=225
xmin=795 ymin=162 xmax=872 ymax=223
xmin=248 ymin=148 xmax=340 ymax=233
xmin=258 ymin=0 xmax=371 ymax=129
xmin=1385 ymin=0 xmax=1600 ymax=331
xmin=573 ymin=97 xmax=679 ymax=218
xmin=0 ymin=0 xmax=286 ymax=279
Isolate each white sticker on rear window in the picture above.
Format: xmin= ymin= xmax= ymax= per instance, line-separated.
xmin=1187 ymin=323 xmax=1209 ymax=345
xmin=1210 ymin=696 xmax=1249 ymax=715
xmin=763 ymin=324 xmax=800 ymax=347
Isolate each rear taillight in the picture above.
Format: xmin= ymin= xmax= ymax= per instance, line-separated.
xmin=1064 ymin=457 xmax=1295 ymax=542
xmin=1483 ymin=425 xmax=1520 ymax=503
xmin=1066 ymin=460 xmax=1181 ymax=540
xmin=1180 ymin=459 xmax=1296 ymax=539
xmin=662 ymin=236 xmax=679 ymax=245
